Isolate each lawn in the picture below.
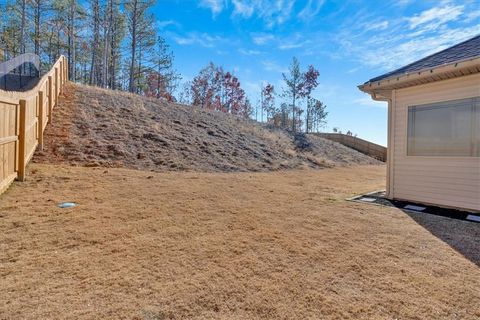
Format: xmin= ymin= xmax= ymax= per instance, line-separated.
xmin=0 ymin=164 xmax=479 ymax=319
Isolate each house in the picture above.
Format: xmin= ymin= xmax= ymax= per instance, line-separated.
xmin=359 ymin=35 xmax=480 ymax=212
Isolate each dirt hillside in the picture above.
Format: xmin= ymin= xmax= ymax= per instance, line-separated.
xmin=34 ymin=83 xmax=380 ymax=171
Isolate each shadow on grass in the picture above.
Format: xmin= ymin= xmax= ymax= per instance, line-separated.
xmin=351 ymin=192 xmax=480 ymax=267
xmin=405 ymin=211 xmax=480 ymax=267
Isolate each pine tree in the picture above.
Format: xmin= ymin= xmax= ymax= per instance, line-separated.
xmin=301 ymin=65 xmax=320 ymax=133
xmin=282 ymin=57 xmax=304 ymax=133
xmin=89 ymin=0 xmax=100 ymax=85
xmin=108 ymin=0 xmax=125 ymax=89
xmin=65 ymin=0 xmax=86 ymax=81
xmin=0 ymin=0 xmax=174 ymax=100
xmin=30 ymin=0 xmax=49 ymax=56
xmin=124 ymin=0 xmax=155 ymax=93
xmin=144 ymin=36 xmax=180 ymax=99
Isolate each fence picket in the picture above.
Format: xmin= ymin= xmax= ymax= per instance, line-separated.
xmin=0 ymin=55 xmax=67 ymax=191
xmin=18 ymin=99 xmax=26 ymax=182
xmin=38 ymin=91 xmax=44 ymax=150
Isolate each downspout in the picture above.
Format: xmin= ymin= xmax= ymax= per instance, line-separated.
xmin=370 ymin=92 xmax=394 ymax=199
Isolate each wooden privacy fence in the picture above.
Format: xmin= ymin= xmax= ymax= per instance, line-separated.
xmin=316 ymin=133 xmax=387 ymax=162
xmin=0 ymin=55 xmax=68 ymax=194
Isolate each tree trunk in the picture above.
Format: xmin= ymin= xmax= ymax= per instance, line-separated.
xmin=292 ymin=93 xmax=296 ymax=132
xmin=34 ymin=0 xmax=40 ymax=56
xmin=20 ymin=0 xmax=26 ymax=54
xmin=128 ymin=0 xmax=138 ymax=93
xmin=102 ymin=0 xmax=112 ymax=88
xmin=102 ymin=26 xmax=108 ymax=87
xmin=89 ymin=0 xmax=100 ymax=85
xmin=109 ymin=0 xmax=116 ymax=89
xmin=68 ymin=0 xmax=75 ymax=81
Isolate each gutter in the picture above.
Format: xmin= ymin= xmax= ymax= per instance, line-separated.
xmin=358 ymin=55 xmax=480 ymax=97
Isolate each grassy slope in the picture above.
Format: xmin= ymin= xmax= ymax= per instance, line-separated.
xmin=34 ymin=84 xmax=380 ymax=172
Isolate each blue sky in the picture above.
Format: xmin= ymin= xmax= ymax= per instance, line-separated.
xmin=154 ymin=0 xmax=480 ymax=145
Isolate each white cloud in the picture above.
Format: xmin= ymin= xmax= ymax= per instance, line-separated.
xmin=252 ymin=33 xmax=275 ymax=45
xmin=278 ymin=40 xmax=310 ymax=50
xmin=298 ymin=0 xmax=325 ymax=20
xmin=231 ymin=0 xmax=295 ymax=27
xmin=173 ymin=37 xmax=194 ymax=45
xmin=394 ymin=0 xmax=413 ymax=7
xmin=199 ymin=0 xmax=225 ymax=16
xmin=238 ymin=48 xmax=262 ymax=55
xmin=157 ymin=20 xmax=180 ymax=29
xmin=334 ymin=2 xmax=480 ymax=71
xmin=354 ymin=97 xmax=387 ymax=108
xmin=278 ymin=43 xmax=302 ymax=50
xmin=232 ymin=0 xmax=254 ymax=17
xmin=465 ymin=10 xmax=480 ymax=23
xmin=364 ymin=25 xmax=480 ymax=70
xmin=346 ymin=66 xmax=362 ymax=74
xmin=407 ymin=4 xmax=464 ymax=29
xmin=274 ymin=0 xmax=295 ymax=26
xmin=272 ymin=32 xmax=312 ymax=51
xmin=172 ymin=32 xmax=228 ymax=48
xmin=364 ymin=20 xmax=389 ymax=31
xmin=262 ymin=60 xmax=288 ymax=73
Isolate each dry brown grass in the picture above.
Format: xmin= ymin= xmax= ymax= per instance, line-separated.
xmin=33 ymin=84 xmax=380 ymax=172
xmin=1 ymin=164 xmax=479 ymax=319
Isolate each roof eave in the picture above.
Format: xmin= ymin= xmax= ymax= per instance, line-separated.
xmin=359 ymin=56 xmax=480 ymax=94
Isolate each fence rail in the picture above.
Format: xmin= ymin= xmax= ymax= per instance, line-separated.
xmin=0 ymin=55 xmax=68 ymax=194
xmin=316 ymin=133 xmax=387 ymax=162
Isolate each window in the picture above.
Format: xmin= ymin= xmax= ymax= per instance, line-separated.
xmin=407 ymin=97 xmax=479 ymax=157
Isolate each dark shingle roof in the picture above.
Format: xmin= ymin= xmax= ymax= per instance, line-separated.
xmin=367 ymin=34 xmax=480 ymax=83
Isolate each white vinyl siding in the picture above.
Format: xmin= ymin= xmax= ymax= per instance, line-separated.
xmin=392 ymin=73 xmax=480 ymax=211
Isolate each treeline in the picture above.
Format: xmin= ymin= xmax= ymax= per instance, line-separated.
xmin=0 ymin=0 xmax=326 ymax=132
xmin=0 ymin=0 xmax=179 ymax=99
xmin=184 ymin=57 xmax=328 ymax=133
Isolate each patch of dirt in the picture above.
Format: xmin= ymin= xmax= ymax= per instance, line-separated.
xmin=0 ymin=164 xmax=479 ymax=319
xmin=33 ymin=83 xmax=381 ymax=171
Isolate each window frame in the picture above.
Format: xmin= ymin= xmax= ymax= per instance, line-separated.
xmin=405 ymin=96 xmax=479 ymax=158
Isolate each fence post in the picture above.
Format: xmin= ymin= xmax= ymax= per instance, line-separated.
xmin=48 ymin=75 xmax=53 ymax=123
xmin=54 ymin=67 xmax=59 ymax=105
xmin=18 ymin=99 xmax=27 ymax=182
xmin=38 ymin=91 xmax=44 ymax=151
xmin=64 ymin=56 xmax=69 ymax=82
xmin=59 ymin=61 xmax=63 ymax=93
